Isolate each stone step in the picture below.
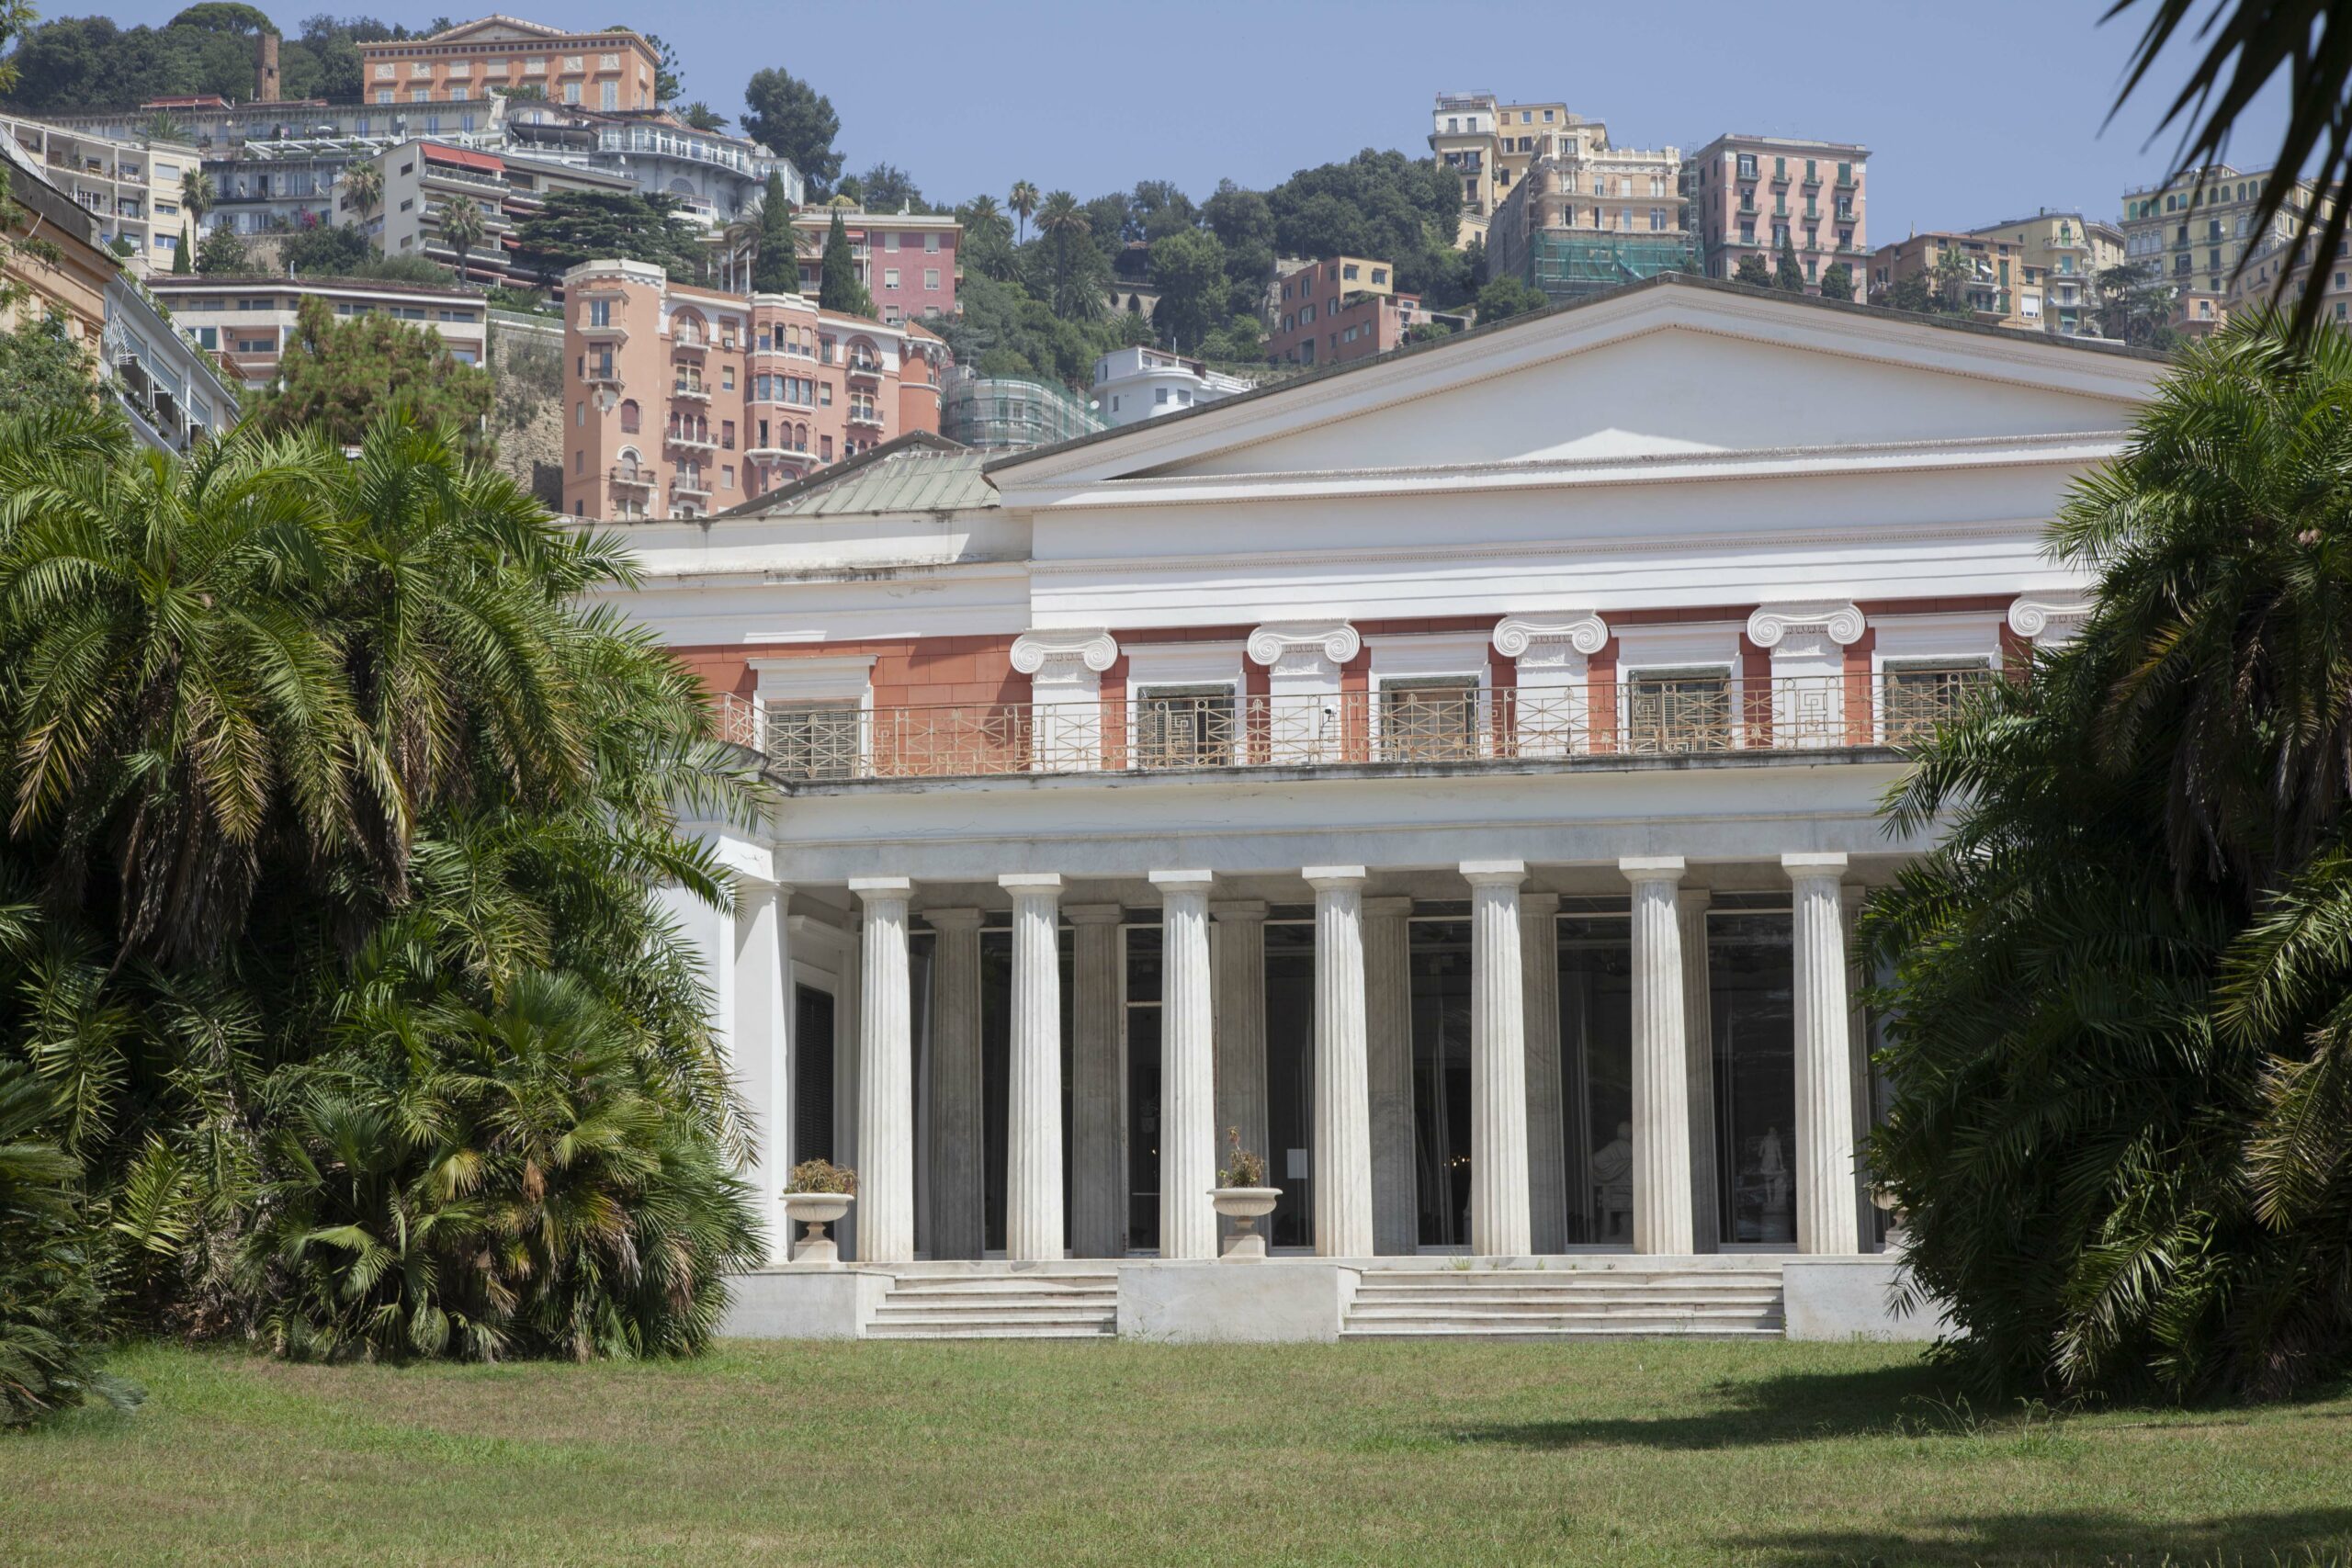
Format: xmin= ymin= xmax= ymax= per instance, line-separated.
xmin=1352 ymin=1279 xmax=1783 ymax=1294
xmin=885 ymin=1277 xmax=1119 ymax=1294
xmin=874 ymin=1298 xmax=1115 ymax=1316
xmin=1353 ymin=1270 xmax=1783 ymax=1285
xmin=1340 ymin=1324 xmax=1784 ymax=1341
xmin=868 ymin=1322 xmax=1115 ymax=1339
xmin=870 ymin=1308 xmax=1117 ymax=1329
xmin=1349 ymin=1299 xmax=1781 ymax=1319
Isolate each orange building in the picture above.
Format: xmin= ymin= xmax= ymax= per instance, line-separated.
xmin=358 ymin=17 xmax=661 ymax=112
xmin=560 ymin=260 xmax=948 ymax=522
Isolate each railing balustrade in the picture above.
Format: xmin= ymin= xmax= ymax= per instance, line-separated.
xmin=715 ymin=670 xmax=1995 ymax=783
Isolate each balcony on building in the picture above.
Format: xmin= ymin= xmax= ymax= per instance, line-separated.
xmin=672 ymin=375 xmax=712 ymax=401
xmin=608 ymin=462 xmax=655 ymax=491
xmin=844 ymin=352 xmax=883 ymax=386
xmin=665 ymin=425 xmax=717 ymax=453
xmin=846 ymin=406 xmax=885 ymax=432
xmin=672 ymin=323 xmax=708 ymax=354
xmin=576 ymin=315 xmax=628 ymax=344
xmin=723 ymin=668 xmax=1996 ymax=785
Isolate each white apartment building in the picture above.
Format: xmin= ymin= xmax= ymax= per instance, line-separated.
xmin=1091 ymin=346 xmax=1253 ymax=426
xmin=1 ymin=115 xmax=198 ymax=276
xmin=101 ymin=274 xmax=239 ymax=454
xmin=587 ymin=276 xmax=2164 ymax=1343
xmin=149 ymin=273 xmax=490 ymax=389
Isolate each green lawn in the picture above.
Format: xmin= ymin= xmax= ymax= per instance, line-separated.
xmin=5 ymin=1339 xmax=2350 ymax=1567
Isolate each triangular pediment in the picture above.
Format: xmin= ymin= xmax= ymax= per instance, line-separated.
xmin=990 ymin=277 xmax=2165 ymax=494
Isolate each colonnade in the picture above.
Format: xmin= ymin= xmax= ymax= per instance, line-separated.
xmin=814 ymin=853 xmax=1867 ymax=1265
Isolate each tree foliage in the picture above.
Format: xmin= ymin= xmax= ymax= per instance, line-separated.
xmin=0 ymin=12 xmax=412 ymax=109
xmin=194 ymin=223 xmax=249 ymax=275
xmin=1734 ymin=253 xmax=1773 ymax=288
xmin=511 ymin=191 xmax=702 ymax=285
xmin=1475 ymin=275 xmax=1549 ymax=325
xmin=741 ymin=67 xmax=842 ymax=195
xmin=1866 ymin=316 xmax=2352 ymax=1401
xmin=749 ymin=172 xmax=799 ymax=295
xmin=0 ymin=409 xmax=763 ymax=1401
xmin=0 ymin=311 xmax=102 ymax=422
xmin=1774 ymin=236 xmax=1805 ymax=292
xmin=249 ymin=295 xmax=492 ymax=451
xmin=816 ymin=209 xmax=870 ymax=316
xmin=1819 ymin=259 xmax=1855 ymax=304
xmin=0 ymin=1059 xmax=137 ymax=1426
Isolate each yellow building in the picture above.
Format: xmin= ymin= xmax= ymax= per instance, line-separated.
xmin=357 ymin=16 xmax=662 ymax=112
xmin=1965 ymin=211 xmax=2115 ymax=336
xmin=1867 ymin=231 xmax=2040 ymax=333
xmin=2119 ymin=164 xmax=2334 ymax=332
xmin=1 ymin=135 xmax=114 ymax=348
xmin=1429 ymin=93 xmax=1615 ymax=247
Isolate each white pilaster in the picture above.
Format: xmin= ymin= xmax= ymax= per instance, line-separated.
xmin=1463 ymin=861 xmax=1532 ymax=1258
xmin=1001 ymin=872 xmax=1066 ymax=1260
xmin=925 ymin=907 xmax=984 ymax=1261
xmin=1677 ymin=886 xmax=1720 ymax=1252
xmin=1151 ymin=871 xmax=1217 ymax=1260
xmin=1842 ymin=883 xmax=1877 ymax=1251
xmin=1306 ymin=865 xmax=1374 ymax=1258
xmin=1211 ymin=900 xmax=1270 ymax=1201
xmin=1521 ymin=891 xmax=1567 ymax=1255
xmin=1621 ymin=856 xmax=1695 ymax=1255
xmin=1250 ymin=624 xmax=1360 ymax=763
xmin=1492 ymin=614 xmax=1608 ymax=756
xmin=1747 ymin=603 xmax=1866 ymax=749
xmin=1012 ymin=630 xmax=1117 ymax=773
xmin=850 ymin=876 xmax=914 ymax=1265
xmin=1787 ymin=853 xmax=1862 ymax=1254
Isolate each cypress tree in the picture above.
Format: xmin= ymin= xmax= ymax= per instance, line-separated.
xmin=173 ymin=220 xmax=193 ymax=275
xmin=818 ymin=209 xmax=873 ymax=316
xmin=1774 ymin=236 xmax=1806 ymax=293
xmin=751 ymin=172 xmax=797 ymax=295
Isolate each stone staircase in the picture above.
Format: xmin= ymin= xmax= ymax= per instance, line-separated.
xmin=865 ymin=1269 xmax=1119 ymax=1339
xmin=1340 ymin=1263 xmax=1785 ymax=1340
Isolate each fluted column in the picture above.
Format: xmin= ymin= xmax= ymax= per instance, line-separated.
xmin=1464 ymin=862 xmax=1532 ymax=1258
xmin=1152 ymin=871 xmax=1217 ymax=1259
xmin=1521 ymin=891 xmax=1567 ymax=1255
xmin=1787 ymin=853 xmax=1861 ymax=1254
xmin=1067 ymin=904 xmax=1126 ymax=1259
xmin=923 ymin=908 xmax=984 ymax=1259
xmin=850 ymin=877 xmax=915 ymax=1265
xmin=1001 ymin=873 xmax=1065 ymax=1261
xmin=1621 ymin=857 xmax=1694 ymax=1255
xmin=1363 ymin=896 xmax=1419 ymax=1256
xmin=732 ymin=877 xmax=792 ymax=1260
xmin=1677 ymin=887 xmax=1720 ymax=1252
xmin=1211 ymin=901 xmax=1269 ymax=1210
xmin=1306 ymin=866 xmax=1374 ymax=1258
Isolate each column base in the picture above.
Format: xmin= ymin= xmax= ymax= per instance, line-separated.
xmin=1220 ymin=1234 xmax=1268 ymax=1261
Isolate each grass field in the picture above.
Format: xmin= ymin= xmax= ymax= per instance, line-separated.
xmin=5 ymin=1338 xmax=2350 ymax=1566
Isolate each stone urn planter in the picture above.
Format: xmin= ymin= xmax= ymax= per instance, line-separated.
xmin=784 ymin=1191 xmax=854 ymax=1268
xmin=1211 ymin=1187 xmax=1283 ymax=1260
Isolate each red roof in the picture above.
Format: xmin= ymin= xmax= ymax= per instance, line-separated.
xmin=424 ymin=143 xmax=503 ymax=175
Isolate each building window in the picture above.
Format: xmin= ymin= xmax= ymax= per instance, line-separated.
xmin=618 ymin=399 xmax=639 ymax=433
xmin=764 ymin=699 xmax=861 ymax=780
xmin=563 ymin=83 xmax=581 ymax=104
xmin=1624 ymin=666 xmax=1732 ymax=753
xmin=1379 ymin=676 xmax=1482 ymax=762
xmin=1136 ymin=684 xmax=1236 ymax=769
xmin=883 ymin=267 xmax=899 ymax=289
xmin=1880 ymin=660 xmax=1992 ymax=743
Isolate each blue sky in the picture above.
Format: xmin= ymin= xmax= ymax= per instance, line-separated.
xmin=73 ymin=0 xmax=2293 ymax=231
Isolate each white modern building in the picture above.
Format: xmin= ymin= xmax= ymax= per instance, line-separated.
xmin=101 ymin=274 xmax=239 ymax=454
xmin=1091 ymin=345 xmax=1255 ymax=427
xmin=584 ymin=276 xmax=2164 ymax=1342
xmin=0 ymin=114 xmax=198 ymax=276
xmin=150 ymin=272 xmax=490 ymax=388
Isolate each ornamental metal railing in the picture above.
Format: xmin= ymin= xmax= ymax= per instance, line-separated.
xmin=711 ymin=670 xmax=1996 ymax=783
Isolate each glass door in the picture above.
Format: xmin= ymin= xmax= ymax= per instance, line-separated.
xmin=1557 ymin=915 xmax=1633 ymax=1245
xmin=1263 ymin=920 xmax=1317 ymax=1247
xmin=1409 ymin=918 xmax=1473 ymax=1246
xmin=1709 ymin=910 xmax=1796 ymax=1246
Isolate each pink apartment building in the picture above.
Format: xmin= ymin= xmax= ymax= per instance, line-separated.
xmin=1268 ymin=255 xmax=1429 ymax=367
xmin=1686 ymin=133 xmax=1869 ymax=298
xmin=560 ymin=260 xmax=949 ymax=522
xmin=793 ymin=209 xmax=962 ymax=323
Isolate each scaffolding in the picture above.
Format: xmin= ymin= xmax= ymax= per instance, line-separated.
xmin=939 ymin=372 xmax=1108 ymax=453
xmin=1527 ymin=231 xmax=1692 ymax=299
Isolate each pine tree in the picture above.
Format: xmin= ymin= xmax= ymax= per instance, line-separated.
xmin=173 ymin=220 xmax=192 ymax=275
xmin=818 ymin=209 xmax=873 ymax=316
xmin=751 ymin=172 xmax=797 ymax=295
xmin=1774 ymin=236 xmax=1805 ymax=293
xmin=1734 ymin=253 xmax=1772 ymax=288
xmin=1818 ymin=260 xmax=1854 ymax=304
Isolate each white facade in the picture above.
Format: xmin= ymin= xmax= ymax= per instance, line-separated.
xmin=588 ymin=277 xmax=2159 ymax=1332
xmin=1 ymin=115 xmax=198 ymax=276
xmin=101 ymin=275 xmax=239 ymax=455
xmin=150 ymin=274 xmax=490 ymax=389
xmin=1091 ymin=345 xmax=1253 ymax=427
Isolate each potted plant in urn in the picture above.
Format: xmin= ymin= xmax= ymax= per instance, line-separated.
xmin=782 ymin=1158 xmax=857 ymax=1267
xmin=1209 ymin=1128 xmax=1281 ymax=1260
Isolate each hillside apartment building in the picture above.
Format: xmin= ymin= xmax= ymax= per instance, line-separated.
xmin=149 ymin=272 xmax=491 ymax=388
xmin=1268 ymin=256 xmax=1436 ymax=367
xmin=791 ymin=210 xmax=963 ymax=323
xmin=558 ymin=259 xmax=950 ymax=522
xmin=1684 ymin=134 xmax=1869 ymax=299
xmin=356 ymin=17 xmax=662 ymax=112
xmin=2119 ymin=163 xmax=2333 ymax=334
xmin=0 ymin=114 xmax=198 ymax=276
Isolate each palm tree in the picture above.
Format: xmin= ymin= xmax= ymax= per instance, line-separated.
xmin=1036 ymin=190 xmax=1091 ymax=317
xmin=1866 ymin=315 xmax=2352 ymax=1401
xmin=142 ymin=111 xmax=190 ymax=144
xmin=964 ymin=193 xmax=1009 ymax=246
xmin=440 ymin=194 xmax=487 ymax=282
xmin=1008 ymin=179 xmax=1039 ymax=245
xmin=180 ymin=168 xmax=214 ymax=228
xmin=342 ymin=164 xmax=383 ymax=229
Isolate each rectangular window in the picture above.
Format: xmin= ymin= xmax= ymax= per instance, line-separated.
xmin=1624 ymin=666 xmax=1731 ymax=753
xmin=764 ymin=699 xmax=861 ymax=780
xmin=1879 ymin=659 xmax=1992 ymax=743
xmin=1136 ymin=683 xmax=1236 ymax=769
xmin=924 ymin=268 xmax=940 ymax=290
xmin=601 ymin=82 xmax=617 ymax=110
xmin=883 ymin=267 xmax=899 ymax=288
xmin=1378 ymin=676 xmax=1482 ymax=762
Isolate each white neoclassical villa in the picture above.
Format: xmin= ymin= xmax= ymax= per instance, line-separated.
xmin=582 ymin=275 xmax=2165 ymax=1342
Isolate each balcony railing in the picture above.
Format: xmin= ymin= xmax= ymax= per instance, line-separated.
xmin=608 ymin=464 xmax=655 ymax=490
xmin=673 ymin=378 xmax=712 ymax=401
xmin=718 ymin=671 xmax=1995 ymax=783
